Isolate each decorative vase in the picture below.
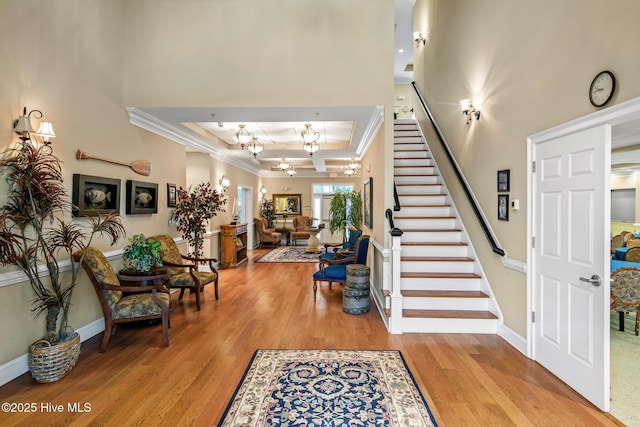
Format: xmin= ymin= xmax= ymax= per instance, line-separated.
xmin=28 ymin=332 xmax=81 ymax=383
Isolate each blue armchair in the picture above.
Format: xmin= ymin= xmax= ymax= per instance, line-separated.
xmin=312 ymin=234 xmax=370 ymax=300
xmin=319 ymin=227 xmax=362 ymax=263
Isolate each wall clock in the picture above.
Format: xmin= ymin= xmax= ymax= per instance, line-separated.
xmin=589 ymin=70 xmax=616 ymax=107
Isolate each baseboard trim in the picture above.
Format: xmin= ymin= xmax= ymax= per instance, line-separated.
xmin=498 ymin=324 xmax=528 ymax=357
xmin=0 ymin=318 xmax=105 ymax=387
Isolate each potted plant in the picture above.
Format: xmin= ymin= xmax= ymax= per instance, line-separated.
xmin=122 ymin=234 xmax=163 ymax=272
xmin=0 ymin=143 xmax=126 ymax=383
xmin=261 ymin=199 xmax=275 ymax=228
xmin=327 ymin=190 xmax=363 ymax=242
xmin=171 ymin=182 xmax=227 ymax=258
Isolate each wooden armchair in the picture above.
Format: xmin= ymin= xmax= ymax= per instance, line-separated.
xmin=150 ymin=235 xmax=218 ymax=311
xmin=254 ymin=217 xmax=281 ymax=248
xmin=74 ymin=247 xmax=170 ymax=352
xmin=290 ymin=215 xmax=313 ymax=245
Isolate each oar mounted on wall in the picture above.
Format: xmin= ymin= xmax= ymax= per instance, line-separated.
xmin=76 ymin=150 xmax=151 ymax=176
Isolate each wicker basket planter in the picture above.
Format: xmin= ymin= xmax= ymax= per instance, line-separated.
xmin=28 ymin=332 xmax=81 ymax=383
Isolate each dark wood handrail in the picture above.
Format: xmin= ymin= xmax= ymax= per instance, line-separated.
xmin=386 ymin=208 xmax=403 ymax=236
xmin=411 ymin=82 xmax=505 ymax=257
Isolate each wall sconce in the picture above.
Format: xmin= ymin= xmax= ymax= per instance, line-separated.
xmin=460 ymin=99 xmax=481 ymax=124
xmin=13 ymin=106 xmax=56 ymax=152
xmin=260 ymin=186 xmax=267 ymax=197
xmin=413 ymin=31 xmax=426 ymax=46
xmin=218 ymin=174 xmax=230 ymax=192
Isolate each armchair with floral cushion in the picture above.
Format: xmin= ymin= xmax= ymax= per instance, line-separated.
xmin=254 ymin=217 xmax=282 ymax=248
xmin=74 ymin=247 xmax=170 ymax=352
xmin=150 ymin=234 xmax=218 ymax=311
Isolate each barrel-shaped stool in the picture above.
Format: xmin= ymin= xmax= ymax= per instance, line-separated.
xmin=343 ymin=264 xmax=370 ymax=314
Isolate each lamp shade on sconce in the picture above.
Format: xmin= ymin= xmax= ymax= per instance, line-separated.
xmin=36 ymin=122 xmax=56 ymax=142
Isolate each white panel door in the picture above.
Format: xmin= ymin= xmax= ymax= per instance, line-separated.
xmin=533 ymin=124 xmax=610 ymax=411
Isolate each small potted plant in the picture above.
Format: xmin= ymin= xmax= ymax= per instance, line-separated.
xmin=122 ymin=234 xmax=163 ymax=273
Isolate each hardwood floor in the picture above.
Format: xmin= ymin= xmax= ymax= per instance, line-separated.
xmin=0 ymin=249 xmax=622 ymax=426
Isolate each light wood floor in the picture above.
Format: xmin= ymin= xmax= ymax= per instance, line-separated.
xmin=0 ymin=249 xmax=622 ymax=426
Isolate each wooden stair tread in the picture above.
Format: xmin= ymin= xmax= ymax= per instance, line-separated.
xmin=397 ymin=194 xmax=447 ymax=197
xmin=394 ymin=174 xmax=438 ymax=176
xmin=402 ymin=228 xmax=461 ymax=232
xmin=403 ymin=309 xmax=497 ymax=319
xmin=396 ymin=183 xmax=441 ymax=186
xmin=401 ymin=290 xmax=488 ymax=298
xmin=395 ymin=216 xmax=455 ymax=219
xmin=399 ymin=204 xmax=451 ymax=207
xmin=401 ymin=256 xmax=474 ymax=262
xmin=401 ymin=272 xmax=481 ymax=279
xmin=395 ymin=165 xmax=433 ymax=168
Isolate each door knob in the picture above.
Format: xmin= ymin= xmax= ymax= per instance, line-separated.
xmin=579 ymin=275 xmax=602 ymax=287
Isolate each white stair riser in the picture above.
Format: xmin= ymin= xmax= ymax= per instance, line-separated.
xmin=401 ymin=245 xmax=468 ymax=257
xmin=400 ymin=261 xmax=474 ymax=273
xmin=401 ymin=317 xmax=498 ymax=334
xmin=398 ymin=195 xmax=446 ymax=205
xmin=394 ymin=143 xmax=424 ymax=150
xmin=394 ymin=124 xmax=418 ymax=130
xmin=394 ymin=158 xmax=431 ymax=167
xmin=401 ymin=277 xmax=482 ymax=291
xmin=395 ymin=218 xmax=457 ymax=229
xmin=397 ymin=206 xmax=451 ymax=216
xmin=396 ymin=185 xmax=442 ymax=195
xmin=394 ymin=166 xmax=436 ymax=175
xmin=402 ymin=230 xmax=461 ymax=242
xmin=402 ymin=297 xmax=489 ymax=311
xmin=394 ymin=119 xmax=416 ymax=125
xmin=394 ymin=175 xmax=439 ymax=185
xmin=394 ymin=150 xmax=429 ymax=159
xmin=394 ymin=131 xmax=421 ymax=137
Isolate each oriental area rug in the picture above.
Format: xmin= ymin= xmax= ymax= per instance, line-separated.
xmin=256 ymin=246 xmax=322 ymax=263
xmin=218 ymin=349 xmax=438 ymax=426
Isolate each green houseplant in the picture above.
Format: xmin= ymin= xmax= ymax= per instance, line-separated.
xmin=171 ymin=182 xmax=227 ymax=258
xmin=0 ymin=143 xmax=125 ymax=382
xmin=261 ymin=199 xmax=275 ymax=228
xmin=327 ymin=190 xmax=363 ymax=241
xmin=122 ymin=234 xmax=163 ymax=272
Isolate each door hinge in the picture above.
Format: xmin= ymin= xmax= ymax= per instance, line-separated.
xmin=531 ymin=236 xmax=535 ymax=248
xmin=532 ymin=161 xmax=536 ymax=172
xmin=532 ymin=311 xmax=536 ymax=323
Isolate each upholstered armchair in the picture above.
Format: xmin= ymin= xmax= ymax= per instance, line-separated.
xmin=74 ymin=247 xmax=170 ymax=352
xmin=611 ymin=266 xmax=640 ymax=335
xmin=150 ymin=235 xmax=218 ymax=311
xmin=254 ymin=217 xmax=282 ymax=248
xmin=312 ymin=234 xmax=370 ymax=300
xmin=290 ymin=215 xmax=314 ymax=245
xmin=320 ymin=226 xmax=362 ymax=262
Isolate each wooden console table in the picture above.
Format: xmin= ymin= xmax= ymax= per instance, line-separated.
xmin=220 ymin=223 xmax=248 ymax=268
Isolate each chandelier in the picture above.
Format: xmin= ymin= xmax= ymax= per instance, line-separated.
xmin=233 ymin=124 xmax=254 ymax=149
xmin=246 ymin=137 xmax=264 ymax=157
xmin=301 ymin=123 xmax=320 ymax=156
xmin=286 ymin=166 xmax=297 ymax=176
xmin=278 ymin=158 xmax=290 ymax=172
xmin=344 ymin=157 xmax=359 ymax=175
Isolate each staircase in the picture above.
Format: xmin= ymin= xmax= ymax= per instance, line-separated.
xmin=390 ymin=119 xmax=499 ymax=333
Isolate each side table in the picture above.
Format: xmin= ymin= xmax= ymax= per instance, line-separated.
xmin=117 ymin=267 xmax=169 ymax=288
xmin=275 ymin=228 xmax=291 ymax=245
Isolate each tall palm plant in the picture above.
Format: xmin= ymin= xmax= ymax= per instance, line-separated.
xmin=327 ymin=190 xmax=363 ymax=241
xmin=0 ymin=144 xmax=125 ymax=344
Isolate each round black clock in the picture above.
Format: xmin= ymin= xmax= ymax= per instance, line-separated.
xmin=589 ymin=71 xmax=616 ymax=107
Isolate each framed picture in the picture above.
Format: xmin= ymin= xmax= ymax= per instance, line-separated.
xmin=126 ymin=180 xmax=158 ymax=215
xmin=72 ymin=174 xmax=121 ymax=217
xmin=273 ymin=194 xmax=301 ymax=216
xmin=497 ymin=169 xmax=510 ymax=192
xmin=167 ymin=183 xmax=177 ymax=207
xmin=364 ymin=177 xmax=373 ymax=228
xmin=498 ymin=194 xmax=509 ymax=221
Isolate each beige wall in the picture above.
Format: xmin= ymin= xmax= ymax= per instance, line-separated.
xmin=0 ymin=0 xmax=393 ymax=367
xmin=414 ymin=0 xmax=640 ymax=336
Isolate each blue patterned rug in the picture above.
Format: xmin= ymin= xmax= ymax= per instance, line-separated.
xmin=256 ymin=246 xmax=322 ymax=263
xmin=218 ymin=349 xmax=437 ymax=426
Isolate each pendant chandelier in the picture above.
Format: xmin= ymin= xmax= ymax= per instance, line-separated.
xmin=286 ymin=166 xmax=297 ymax=176
xmin=278 ymin=158 xmax=290 ymax=172
xmin=344 ymin=157 xmax=359 ymax=175
xmin=246 ymin=137 xmax=264 ymax=157
xmin=301 ymin=123 xmax=320 ymax=156
xmin=233 ymin=124 xmax=254 ymax=149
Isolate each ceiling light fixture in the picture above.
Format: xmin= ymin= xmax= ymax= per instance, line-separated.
xmin=286 ymin=166 xmax=297 ymax=176
xmin=347 ymin=157 xmax=359 ymax=169
xmin=246 ymin=137 xmax=264 ymax=157
xmin=302 ymin=140 xmax=320 ymax=156
xmin=278 ymin=158 xmax=290 ymax=172
xmin=344 ymin=166 xmax=355 ymax=176
xmin=233 ymin=124 xmax=254 ymax=149
xmin=300 ymin=123 xmax=319 ymax=143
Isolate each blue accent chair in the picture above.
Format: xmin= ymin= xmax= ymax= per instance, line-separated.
xmin=319 ymin=227 xmax=362 ymax=263
xmin=313 ymin=234 xmax=369 ymax=300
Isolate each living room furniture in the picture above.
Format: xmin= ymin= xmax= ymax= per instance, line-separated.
xmin=290 ymin=215 xmax=313 ymax=245
xmin=312 ymin=234 xmax=370 ymax=300
xmin=74 ymin=247 xmax=170 ymax=352
xmin=320 ymin=227 xmax=362 ymax=262
xmin=610 ymin=266 xmax=640 ymax=335
xmin=151 ymin=234 xmax=219 ymax=311
xmin=254 ymin=217 xmax=281 ymax=248
xmin=220 ymin=223 xmax=248 ymax=268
